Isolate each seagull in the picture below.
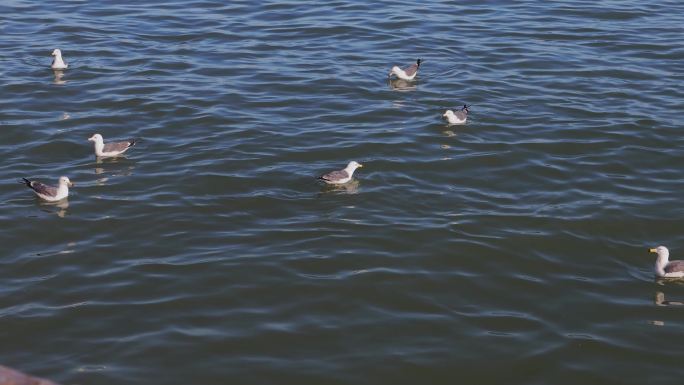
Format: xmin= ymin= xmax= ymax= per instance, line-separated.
xmin=443 ymin=105 xmax=470 ymax=125
xmin=21 ymin=176 xmax=73 ymax=202
xmin=0 ymin=365 xmax=59 ymax=385
xmin=88 ymin=133 xmax=136 ymax=157
xmin=388 ymin=59 xmax=422 ymax=81
xmin=51 ymin=48 xmax=68 ymax=70
xmin=649 ymin=246 xmax=684 ymax=278
xmin=318 ymin=161 xmax=364 ymax=184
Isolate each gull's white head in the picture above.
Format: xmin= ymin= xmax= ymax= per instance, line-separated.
xmin=51 ymin=49 xmax=62 ymax=57
xmin=59 ymin=176 xmax=73 ymax=187
xmin=443 ymin=110 xmax=455 ymax=118
xmin=347 ymin=161 xmax=363 ymax=170
xmin=650 ymin=246 xmax=669 ymax=260
xmin=88 ymin=133 xmax=103 ymax=143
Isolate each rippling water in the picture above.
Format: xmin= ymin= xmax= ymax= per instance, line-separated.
xmin=2 ymin=1 xmax=684 ymax=384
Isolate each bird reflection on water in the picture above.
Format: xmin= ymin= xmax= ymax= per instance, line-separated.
xmin=654 ymin=291 xmax=684 ymax=307
xmin=388 ymin=78 xmax=417 ymax=92
xmin=651 ymin=290 xmax=684 ymax=326
xmin=39 ymin=198 xmax=69 ymax=218
xmin=317 ymin=179 xmax=361 ymax=196
xmin=52 ymin=70 xmax=66 ymax=85
xmin=93 ymin=157 xmax=135 ymax=185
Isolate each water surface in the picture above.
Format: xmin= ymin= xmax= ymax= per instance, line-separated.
xmin=1 ymin=1 xmax=684 ymax=384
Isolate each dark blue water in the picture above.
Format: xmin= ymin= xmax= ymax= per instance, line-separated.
xmin=1 ymin=1 xmax=684 ymax=384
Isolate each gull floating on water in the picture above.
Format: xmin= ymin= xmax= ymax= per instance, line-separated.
xmin=650 ymin=246 xmax=684 ymax=278
xmin=0 ymin=365 xmax=59 ymax=385
xmin=22 ymin=176 xmax=73 ymax=202
xmin=443 ymin=105 xmax=470 ymax=125
xmin=318 ymin=161 xmax=364 ymax=184
xmin=88 ymin=133 xmax=136 ymax=157
xmin=388 ymin=59 xmax=422 ymax=81
xmin=51 ymin=48 xmax=68 ymax=70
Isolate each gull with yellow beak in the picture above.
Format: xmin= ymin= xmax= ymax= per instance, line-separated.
xmin=88 ymin=133 xmax=136 ymax=157
xmin=21 ymin=176 xmax=73 ymax=202
xmin=649 ymin=246 xmax=684 ymax=278
xmin=318 ymin=161 xmax=364 ymax=184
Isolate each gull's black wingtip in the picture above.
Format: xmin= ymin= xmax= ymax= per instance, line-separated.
xmin=21 ymin=178 xmax=32 ymax=187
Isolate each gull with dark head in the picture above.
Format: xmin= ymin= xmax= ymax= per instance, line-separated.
xmin=318 ymin=161 xmax=364 ymax=184
xmin=21 ymin=176 xmax=73 ymax=202
xmin=88 ymin=133 xmax=136 ymax=157
xmin=388 ymin=59 xmax=422 ymax=81
xmin=443 ymin=105 xmax=470 ymax=125
xmin=51 ymin=48 xmax=68 ymax=70
xmin=649 ymin=246 xmax=684 ymax=278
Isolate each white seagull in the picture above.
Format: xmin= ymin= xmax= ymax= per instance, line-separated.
xmin=388 ymin=59 xmax=422 ymax=81
xmin=51 ymin=48 xmax=68 ymax=70
xmin=318 ymin=161 xmax=364 ymax=184
xmin=88 ymin=133 xmax=136 ymax=157
xmin=22 ymin=176 xmax=73 ymax=202
xmin=650 ymin=246 xmax=684 ymax=278
xmin=443 ymin=105 xmax=470 ymax=125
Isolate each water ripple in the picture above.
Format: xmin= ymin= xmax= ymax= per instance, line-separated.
xmin=2 ymin=1 xmax=684 ymax=384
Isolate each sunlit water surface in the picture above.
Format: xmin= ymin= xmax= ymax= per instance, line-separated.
xmin=1 ymin=1 xmax=684 ymax=384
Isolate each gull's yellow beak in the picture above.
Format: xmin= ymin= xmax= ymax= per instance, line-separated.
xmin=649 ymin=248 xmax=657 ymax=253
xmin=358 ymin=164 xmax=364 ymax=168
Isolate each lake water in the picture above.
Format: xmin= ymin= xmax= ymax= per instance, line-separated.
xmin=1 ymin=1 xmax=684 ymax=384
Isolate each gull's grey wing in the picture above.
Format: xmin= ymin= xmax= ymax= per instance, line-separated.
xmin=319 ymin=169 xmax=349 ymax=182
xmin=403 ymin=63 xmax=419 ymax=77
xmin=103 ymin=139 xmax=135 ymax=153
xmin=453 ymin=109 xmax=467 ymax=120
xmin=25 ymin=179 xmax=57 ymax=197
xmin=665 ymin=260 xmax=684 ymax=274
